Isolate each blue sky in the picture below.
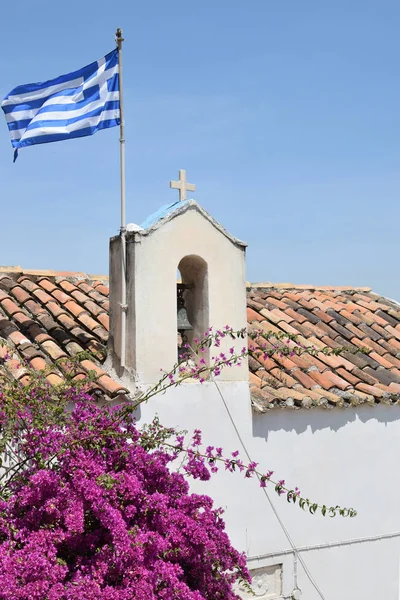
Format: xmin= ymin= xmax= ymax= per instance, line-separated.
xmin=0 ymin=1 xmax=399 ymax=297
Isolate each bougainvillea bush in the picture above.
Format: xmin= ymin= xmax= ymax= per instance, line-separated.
xmin=0 ymin=328 xmax=358 ymax=599
xmin=0 ymin=388 xmax=250 ymax=600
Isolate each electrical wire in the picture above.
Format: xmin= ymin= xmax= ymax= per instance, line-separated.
xmin=212 ymin=376 xmax=327 ymax=600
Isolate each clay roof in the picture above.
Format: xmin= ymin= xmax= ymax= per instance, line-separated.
xmin=247 ymin=284 xmax=400 ymax=411
xmin=0 ymin=267 xmax=400 ymax=410
xmin=0 ymin=267 xmax=127 ymax=398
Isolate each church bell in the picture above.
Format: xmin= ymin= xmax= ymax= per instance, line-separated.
xmin=177 ymin=284 xmax=193 ymax=335
xmin=177 ymin=306 xmax=193 ymax=331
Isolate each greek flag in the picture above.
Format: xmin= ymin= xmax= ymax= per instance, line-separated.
xmin=1 ymin=49 xmax=119 ymax=161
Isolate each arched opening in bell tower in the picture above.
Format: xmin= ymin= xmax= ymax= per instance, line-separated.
xmin=177 ymin=255 xmax=209 ymax=366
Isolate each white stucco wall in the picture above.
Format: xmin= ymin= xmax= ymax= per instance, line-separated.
xmin=136 ymin=382 xmax=400 ymax=600
xmin=109 ymin=202 xmax=248 ymax=385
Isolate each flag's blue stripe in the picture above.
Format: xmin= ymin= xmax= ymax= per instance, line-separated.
xmin=9 ymin=101 xmax=119 ymax=136
xmin=11 ymin=118 xmax=120 ymax=149
xmin=3 ymin=49 xmax=118 ymax=99
xmin=5 ymin=61 xmax=96 ymax=98
xmin=107 ymin=73 xmax=119 ymax=93
xmin=3 ymin=99 xmax=40 ymax=114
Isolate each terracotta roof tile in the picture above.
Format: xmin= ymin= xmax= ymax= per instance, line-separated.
xmin=11 ymin=286 xmax=31 ymax=304
xmin=351 ymin=336 xmax=385 ymax=356
xmin=12 ymin=312 xmax=31 ymax=327
xmin=291 ymin=369 xmax=319 ymax=389
xmin=97 ymin=375 xmax=127 ymax=396
xmin=83 ymin=300 xmax=106 ymax=317
xmin=57 ymin=313 xmax=78 ymax=331
xmin=46 ymin=373 xmax=64 ymax=386
xmin=24 ymin=299 xmax=46 ymax=317
xmin=377 ymin=338 xmax=400 ymax=354
xmin=76 ymin=281 xmax=94 ymax=294
xmin=8 ymin=330 xmax=30 ymax=346
xmin=78 ymin=312 xmax=102 ymax=332
xmin=323 ymin=370 xmax=352 ymax=391
xmin=381 ymin=354 xmax=400 ymax=369
xmin=30 ymin=357 xmax=48 ymax=371
xmin=97 ymin=313 xmax=110 ymax=331
xmin=27 ymin=323 xmax=52 ymax=344
xmin=32 ymin=288 xmax=53 ymax=304
xmin=87 ymin=289 xmax=109 ymax=304
xmin=94 ymin=284 xmax=109 ymax=296
xmin=356 ymin=382 xmax=386 ymax=398
xmin=386 ymin=325 xmax=400 ymax=341
xmin=46 ymin=302 xmax=67 ymax=319
xmin=65 ymin=300 xmax=85 ymax=318
xmin=307 ymin=370 xmax=336 ymax=390
xmin=18 ymin=278 xmax=39 ymax=293
xmin=70 ymin=289 xmax=91 ymax=305
xmin=368 ymin=352 xmax=394 ymax=370
xmin=38 ymin=278 xmax=57 ymax=293
xmin=336 ymin=368 xmax=360 ymax=387
xmin=247 ymin=307 xmax=264 ymax=323
xmin=6 ymin=359 xmax=27 ymax=379
xmin=58 ymin=279 xmax=77 ymax=294
xmin=65 ymin=341 xmax=85 ymax=356
xmin=360 ymin=310 xmax=390 ymax=329
xmin=316 ymin=351 xmax=355 ymax=372
xmin=1 ymin=298 xmax=21 ymax=316
xmin=81 ymin=359 xmax=106 ymax=378
xmin=41 ymin=340 xmax=67 ymax=361
xmin=282 ymin=307 xmax=307 ymax=323
xmin=269 ymin=368 xmax=298 ymax=388
xmin=350 ymin=366 xmax=380 ymax=387
xmin=36 ymin=312 xmax=58 ymax=332
xmin=249 ymin=372 xmax=263 ymax=388
xmin=52 ymin=289 xmax=70 ymax=304
xmin=370 ymin=323 xmax=393 ymax=341
xmin=92 ymin=327 xmax=109 ymax=343
xmin=309 ymin=387 xmax=343 ymax=405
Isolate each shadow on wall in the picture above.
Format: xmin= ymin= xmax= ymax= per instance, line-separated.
xmin=252 ymin=404 xmax=400 ymax=441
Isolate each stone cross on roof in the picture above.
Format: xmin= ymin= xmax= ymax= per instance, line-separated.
xmin=170 ymin=169 xmax=196 ymax=201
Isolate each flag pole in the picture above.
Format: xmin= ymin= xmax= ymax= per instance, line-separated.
xmin=116 ymin=28 xmax=127 ymax=370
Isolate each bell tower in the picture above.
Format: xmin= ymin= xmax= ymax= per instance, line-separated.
xmin=109 ymin=175 xmax=248 ymax=387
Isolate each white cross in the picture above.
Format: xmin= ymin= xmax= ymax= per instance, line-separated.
xmin=170 ymin=169 xmax=196 ymax=201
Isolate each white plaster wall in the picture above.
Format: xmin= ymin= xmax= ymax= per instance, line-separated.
xmin=136 ymin=383 xmax=400 ymax=600
xmin=110 ymin=205 xmax=248 ymax=384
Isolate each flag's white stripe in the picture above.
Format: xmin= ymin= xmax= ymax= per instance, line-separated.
xmin=6 ymin=90 xmax=119 ymax=126
xmin=19 ymin=109 xmax=120 ymax=141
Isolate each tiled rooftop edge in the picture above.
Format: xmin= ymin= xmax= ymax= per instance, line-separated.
xmin=0 ymin=267 xmax=109 ymax=285
xmin=247 ymin=283 xmax=372 ymax=292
